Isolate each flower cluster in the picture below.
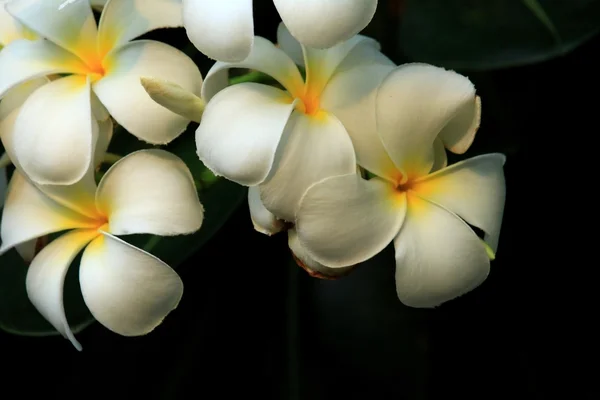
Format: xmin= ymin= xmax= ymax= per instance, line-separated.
xmin=0 ymin=0 xmax=506 ymax=349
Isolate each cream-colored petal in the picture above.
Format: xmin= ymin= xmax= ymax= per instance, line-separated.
xmin=6 ymin=0 xmax=98 ymax=63
xmin=259 ymin=111 xmax=357 ymax=222
xmin=0 ymin=171 xmax=97 ymax=256
xmin=0 ymin=155 xmax=7 ymax=208
xmin=276 ymin=23 xmax=303 ymax=67
xmin=93 ymin=40 xmax=203 ymax=144
xmin=201 ymin=35 xmax=304 ymax=102
xmin=394 ymin=195 xmax=490 ymax=308
xmin=376 ymin=63 xmax=479 ymax=180
xmin=98 ymin=0 xmax=182 ymax=56
xmin=182 ymin=0 xmax=253 ymax=63
xmin=96 ymin=149 xmax=203 ymax=236
xmin=0 ymin=2 xmax=34 ymax=46
xmin=412 ymin=153 xmax=506 ymax=253
xmin=196 ymin=82 xmax=296 ymax=186
xmin=0 ymin=39 xmax=88 ymax=98
xmin=79 ymin=232 xmax=183 ymax=336
xmin=273 ymin=0 xmax=377 ymax=49
xmin=248 ymin=186 xmax=284 ymax=236
xmin=26 ymin=228 xmax=99 ymax=350
xmin=140 ymin=77 xmax=205 ymax=123
xmin=288 ymin=228 xmax=353 ymax=279
xmin=296 ymin=173 xmax=405 ymax=268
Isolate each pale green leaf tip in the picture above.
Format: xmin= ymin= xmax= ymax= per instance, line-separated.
xmin=481 ymin=240 xmax=496 ymax=261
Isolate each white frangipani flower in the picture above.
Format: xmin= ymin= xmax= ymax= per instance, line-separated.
xmin=182 ymin=0 xmax=378 ymax=62
xmin=295 ymin=65 xmax=505 ymax=308
xmin=0 ymin=0 xmax=202 ymax=186
xmin=0 ymin=149 xmax=204 ymax=350
xmin=196 ymin=24 xmax=396 ymax=223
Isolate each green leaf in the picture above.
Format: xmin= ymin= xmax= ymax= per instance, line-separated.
xmin=399 ymin=0 xmax=600 ymax=70
xmin=0 ymin=127 xmax=246 ymax=336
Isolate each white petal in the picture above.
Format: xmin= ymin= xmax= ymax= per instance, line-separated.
xmin=0 ymin=2 xmax=33 ymax=46
xmin=80 ymin=232 xmax=183 ymax=336
xmin=12 ymin=75 xmax=95 ymax=185
xmin=320 ymin=39 xmax=396 ymax=181
xmin=140 ymin=76 xmax=205 ymax=123
xmin=248 ymin=186 xmax=284 ymax=236
xmin=6 ymin=0 xmax=98 ymax=62
xmin=288 ymin=228 xmax=353 ymax=279
xmin=93 ymin=40 xmax=203 ymax=144
xmin=430 ymin=138 xmax=448 ymax=173
xmin=376 ymin=63 xmax=479 ymax=179
xmin=276 ymin=23 xmax=303 ymax=67
xmin=93 ymin=118 xmax=114 ymax=170
xmin=273 ymin=0 xmax=377 ymax=48
xmin=98 ymin=0 xmax=183 ymax=56
xmin=0 ymin=160 xmax=7 ymax=208
xmin=25 ymin=228 xmax=99 ymax=350
xmin=97 ymin=149 xmax=203 ymax=236
xmin=15 ymin=238 xmax=37 ymax=263
xmin=0 ymin=76 xmax=48 ymax=120
xmin=201 ymin=36 xmax=304 ymax=102
xmin=0 ymin=39 xmax=88 ymax=97
xmin=440 ymin=95 xmax=481 ymax=154
xmin=259 ymin=112 xmax=357 ymax=222
xmin=394 ymin=195 xmax=490 ymax=308
xmin=412 ymin=154 xmax=506 ymax=252
xmin=296 ymin=173 xmax=406 ymax=268
xmin=0 ymin=171 xmax=97 ymax=256
xmin=196 ymin=82 xmax=296 ymax=186
xmin=182 ymin=0 xmax=253 ymax=62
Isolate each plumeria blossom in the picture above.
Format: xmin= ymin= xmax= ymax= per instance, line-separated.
xmin=0 ymin=148 xmax=204 ymax=350
xmin=0 ymin=0 xmax=202 ymax=186
xmin=295 ymin=65 xmax=506 ymax=307
xmin=196 ymin=24 xmax=396 ymax=223
xmin=182 ymin=0 xmax=378 ymax=62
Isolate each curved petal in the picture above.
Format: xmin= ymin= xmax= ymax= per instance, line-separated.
xmin=96 ymin=149 xmax=203 ymax=236
xmin=0 ymin=171 xmax=97 ymax=256
xmin=259 ymin=112 xmax=357 ymax=222
xmin=91 ymin=0 xmax=108 ymax=11
xmin=140 ymin=77 xmax=205 ymax=123
xmin=182 ymin=0 xmax=253 ymax=63
xmin=93 ymin=40 xmax=203 ymax=144
xmin=394 ymin=195 xmax=490 ymax=308
xmin=296 ymin=173 xmax=405 ymax=268
xmin=0 ymin=39 xmax=88 ymax=98
xmin=277 ymin=23 xmax=304 ymax=67
xmin=288 ymin=228 xmax=354 ymax=279
xmin=0 ymin=159 xmax=7 ymax=208
xmin=412 ymin=153 xmax=506 ymax=253
xmin=320 ymin=41 xmax=396 ymax=181
xmin=440 ymin=95 xmax=481 ymax=154
xmin=196 ymin=82 xmax=296 ymax=186
xmin=80 ymin=232 xmax=183 ymax=337
xmin=273 ymin=0 xmax=377 ymax=49
xmin=430 ymin=138 xmax=448 ymax=173
xmin=376 ymin=63 xmax=478 ymax=180
xmin=201 ymin=36 xmax=304 ymax=102
xmin=98 ymin=0 xmax=183 ymax=57
xmin=6 ymin=0 xmax=98 ymax=63
xmin=0 ymin=3 xmax=35 ymax=46
xmin=248 ymin=186 xmax=284 ymax=236
xmin=0 ymin=76 xmax=48 ymax=120
xmin=25 ymin=228 xmax=99 ymax=351
xmin=12 ymin=75 xmax=95 ymax=185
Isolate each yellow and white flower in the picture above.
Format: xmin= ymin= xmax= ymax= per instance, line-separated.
xmin=196 ymin=24 xmax=396 ymax=223
xmin=0 ymin=149 xmax=204 ymax=350
xmin=0 ymin=0 xmax=202 ymax=186
xmin=295 ymin=65 xmax=505 ymax=307
xmin=182 ymin=0 xmax=378 ymax=62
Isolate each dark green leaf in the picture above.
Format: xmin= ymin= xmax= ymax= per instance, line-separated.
xmin=399 ymin=0 xmax=600 ymax=70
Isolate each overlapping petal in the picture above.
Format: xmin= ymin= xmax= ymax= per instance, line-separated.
xmin=393 ymin=195 xmax=490 ymax=308
xmin=0 ymin=39 xmax=88 ymax=97
xmin=11 ymin=75 xmax=95 ymax=185
xmin=6 ymin=0 xmax=98 ymax=63
xmin=248 ymin=186 xmax=284 ymax=236
xmin=0 ymin=171 xmax=97 ymax=255
xmin=196 ymin=82 xmax=296 ymax=186
xmin=412 ymin=154 xmax=506 ymax=252
xmin=296 ymin=173 xmax=406 ymax=268
xmin=93 ymin=40 xmax=202 ymax=144
xmin=182 ymin=0 xmax=253 ymax=63
xmin=376 ymin=64 xmax=479 ymax=180
xmin=80 ymin=232 xmax=183 ymax=336
xmin=98 ymin=0 xmax=183 ymax=57
xmin=201 ymin=36 xmax=303 ymax=101
xmin=96 ymin=149 xmax=203 ymax=236
xmin=276 ymin=23 xmax=303 ymax=67
xmin=288 ymin=228 xmax=353 ymax=279
xmin=259 ymin=112 xmax=357 ymax=222
xmin=25 ymin=228 xmax=99 ymax=350
xmin=0 ymin=2 xmax=30 ymax=46
xmin=273 ymin=0 xmax=377 ymax=49
xmin=0 ymin=153 xmax=7 ymax=208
